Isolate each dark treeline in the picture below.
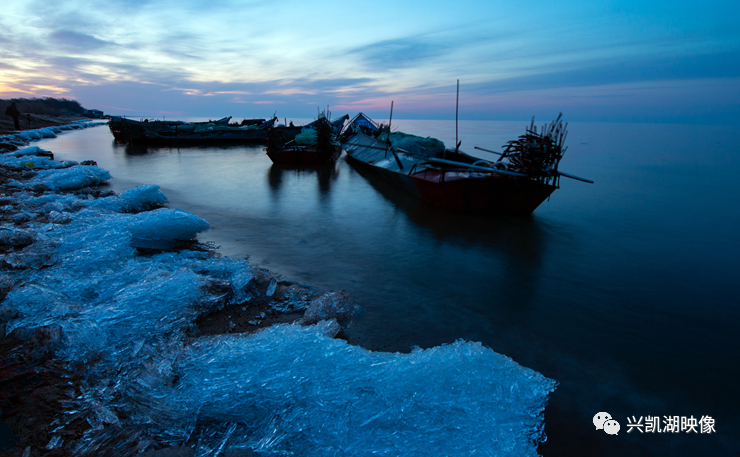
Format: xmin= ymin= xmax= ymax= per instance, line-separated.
xmin=0 ymin=97 xmax=86 ymax=116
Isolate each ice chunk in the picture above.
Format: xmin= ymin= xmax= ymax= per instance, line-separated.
xmin=59 ymin=268 xmax=212 ymax=367
xmin=266 ymin=277 xmax=277 ymax=296
xmin=12 ymin=211 xmax=37 ymax=223
xmin=10 ymin=165 xmax=111 ymax=190
xmin=13 ymin=192 xmax=84 ymax=215
xmin=0 ymin=274 xmax=14 ymax=301
xmin=0 ymin=152 xmax=72 ymax=170
xmin=128 ymin=323 xmax=556 ymax=456
xmin=116 ymin=184 xmax=168 ymax=211
xmin=0 ymin=228 xmax=35 ymax=247
xmin=269 ymin=286 xmax=313 ymax=313
xmin=10 ymin=146 xmax=51 ymax=157
xmin=91 ymin=185 xmax=168 ymax=213
xmin=3 ymin=240 xmax=58 ymax=269
xmin=230 ymin=264 xmax=255 ymax=302
xmin=128 ymin=208 xmax=210 ymax=249
xmin=17 ymin=128 xmax=57 ymax=141
xmin=303 ymin=290 xmax=354 ymax=326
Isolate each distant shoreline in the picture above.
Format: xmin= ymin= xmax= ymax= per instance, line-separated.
xmin=0 ymin=114 xmax=93 ymax=137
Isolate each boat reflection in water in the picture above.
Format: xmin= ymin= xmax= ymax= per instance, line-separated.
xmin=267 ymin=162 xmax=341 ymax=202
xmin=344 ymin=159 xmax=549 ymax=320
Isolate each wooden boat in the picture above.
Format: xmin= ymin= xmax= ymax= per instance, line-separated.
xmin=109 ymin=116 xmax=232 ymax=142
xmin=341 ymin=114 xmax=591 ymax=215
xmin=108 ymin=116 xmax=282 ymax=145
xmin=266 ymin=114 xmax=347 ymax=165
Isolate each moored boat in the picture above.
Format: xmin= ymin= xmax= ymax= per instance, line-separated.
xmin=341 ymin=114 xmax=591 ymax=215
xmin=108 ymin=116 xmax=281 ymax=146
xmin=266 ymin=113 xmax=347 ymax=165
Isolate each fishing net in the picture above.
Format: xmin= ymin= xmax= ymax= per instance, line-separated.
xmin=293 ymin=129 xmax=318 ymax=146
xmin=377 ymin=131 xmax=446 ymax=157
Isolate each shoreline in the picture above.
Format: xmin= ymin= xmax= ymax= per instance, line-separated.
xmin=0 ymin=115 xmax=93 ymax=139
xmin=0 ymin=125 xmax=555 ymax=456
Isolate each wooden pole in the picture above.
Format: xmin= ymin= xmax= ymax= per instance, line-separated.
xmin=388 ymin=101 xmax=394 ymax=131
xmin=454 ymin=79 xmax=459 ymax=157
xmin=386 ymin=101 xmax=394 ymax=159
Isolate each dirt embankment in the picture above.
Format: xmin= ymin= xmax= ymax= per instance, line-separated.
xmin=0 ymin=114 xmax=92 ymax=137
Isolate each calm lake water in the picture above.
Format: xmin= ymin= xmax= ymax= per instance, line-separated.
xmin=38 ymin=119 xmax=739 ymax=456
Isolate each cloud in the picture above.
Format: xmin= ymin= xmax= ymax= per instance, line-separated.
xmin=50 ymin=30 xmax=117 ymax=51
xmin=347 ymin=36 xmax=451 ymax=70
xmin=465 ymin=49 xmax=740 ymax=96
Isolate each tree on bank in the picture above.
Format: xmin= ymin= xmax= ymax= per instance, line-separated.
xmin=0 ymin=97 xmax=86 ymax=117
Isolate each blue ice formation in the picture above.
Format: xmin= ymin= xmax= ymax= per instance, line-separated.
xmin=152 ymin=323 xmax=557 ymax=456
xmin=1 ymin=151 xmax=556 ymax=456
xmin=0 ymin=147 xmax=75 ymax=169
xmin=20 ymin=165 xmax=111 ymax=189
xmin=100 ymin=184 xmax=169 ymax=212
xmin=0 ymin=148 xmax=111 ymax=188
xmin=0 ymin=121 xmax=104 ymax=146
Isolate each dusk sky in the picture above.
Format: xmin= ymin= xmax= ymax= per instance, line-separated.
xmin=1 ymin=0 xmax=738 ymax=123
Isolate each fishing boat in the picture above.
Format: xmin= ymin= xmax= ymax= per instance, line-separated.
xmin=341 ymin=113 xmax=592 ymax=215
xmin=108 ymin=116 xmax=232 ymax=142
xmin=108 ymin=116 xmax=284 ymax=146
xmin=266 ymin=114 xmax=348 ymax=165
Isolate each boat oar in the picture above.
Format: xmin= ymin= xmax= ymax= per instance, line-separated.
xmin=425 ymin=157 xmax=528 ymax=177
xmin=557 ymin=171 xmax=594 ymax=183
xmin=383 ymin=101 xmax=404 ymax=169
xmin=474 ymin=146 xmax=503 ymax=156
xmin=389 ymin=146 xmax=405 ymax=170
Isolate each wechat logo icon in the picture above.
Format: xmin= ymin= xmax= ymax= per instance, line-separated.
xmin=594 ymin=412 xmax=620 ymax=435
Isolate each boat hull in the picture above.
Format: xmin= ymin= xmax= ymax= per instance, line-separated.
xmin=127 ymin=130 xmax=268 ymax=146
xmin=107 ymin=116 xmax=288 ymax=146
xmin=267 ymin=144 xmax=341 ymax=165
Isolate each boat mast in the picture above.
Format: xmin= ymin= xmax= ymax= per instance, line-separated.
xmin=453 ymin=79 xmax=460 ymax=158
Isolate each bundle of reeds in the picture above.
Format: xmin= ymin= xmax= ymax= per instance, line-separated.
xmin=265 ymin=127 xmax=288 ymax=154
xmin=314 ymin=115 xmax=335 ymax=153
xmin=502 ymin=113 xmax=568 ymax=183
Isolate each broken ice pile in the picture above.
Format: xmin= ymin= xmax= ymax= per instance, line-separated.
xmin=1 ymin=149 xmax=556 ymax=456
xmin=0 ymin=121 xmax=104 ymax=146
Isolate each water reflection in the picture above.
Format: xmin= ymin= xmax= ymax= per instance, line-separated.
xmin=121 ymin=143 xmax=150 ymax=155
xmin=343 ymin=160 xmax=549 ymax=319
xmin=267 ymin=162 xmax=341 ymax=202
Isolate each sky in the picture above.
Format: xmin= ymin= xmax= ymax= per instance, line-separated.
xmin=1 ymin=0 xmax=738 ymax=124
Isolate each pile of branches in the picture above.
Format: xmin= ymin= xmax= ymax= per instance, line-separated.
xmin=502 ymin=113 xmax=568 ymax=182
xmin=314 ymin=115 xmax=335 ymax=152
xmin=265 ymin=127 xmax=288 ymax=154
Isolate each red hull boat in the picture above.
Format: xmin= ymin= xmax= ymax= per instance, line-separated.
xmin=341 ymin=114 xmax=590 ymax=215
